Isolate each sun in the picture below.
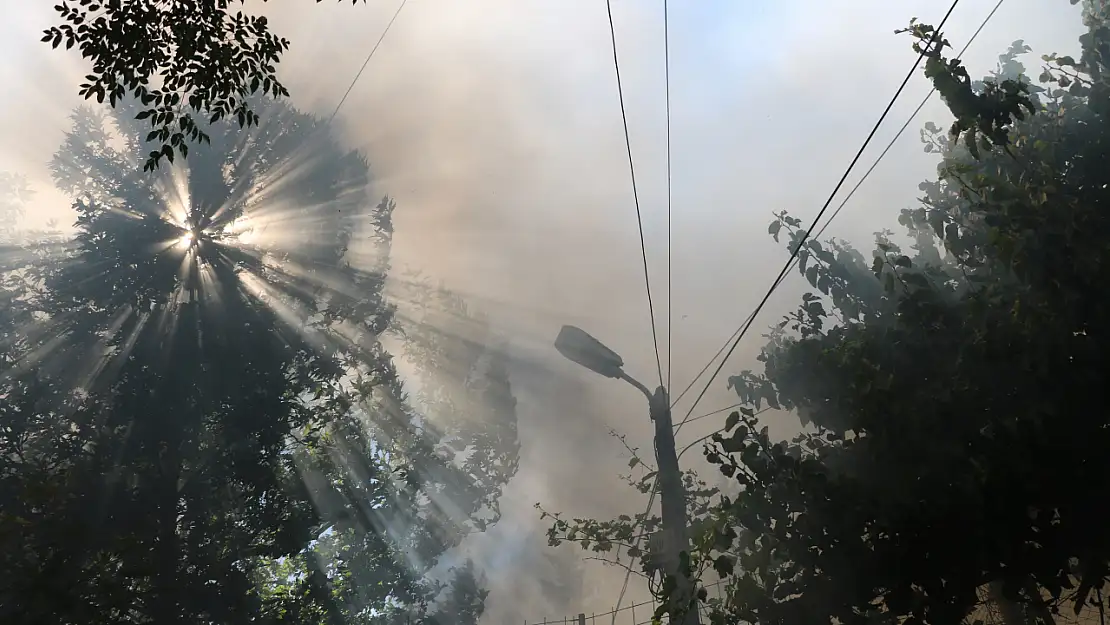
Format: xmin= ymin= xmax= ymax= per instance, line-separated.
xmin=177 ymin=229 xmax=197 ymax=248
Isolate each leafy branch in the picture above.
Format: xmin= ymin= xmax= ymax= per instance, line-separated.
xmin=44 ymin=0 xmax=367 ymax=171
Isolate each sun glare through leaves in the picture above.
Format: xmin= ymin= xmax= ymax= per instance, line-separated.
xmin=0 ymin=93 xmax=521 ymax=624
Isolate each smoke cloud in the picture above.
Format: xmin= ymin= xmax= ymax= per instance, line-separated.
xmin=0 ymin=0 xmax=1085 ymax=621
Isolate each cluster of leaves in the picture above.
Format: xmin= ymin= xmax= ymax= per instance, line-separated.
xmin=0 ymin=94 xmax=517 ymax=625
xmin=536 ymin=429 xmax=722 ymax=623
xmin=542 ymin=6 xmax=1110 ymax=625
xmin=44 ymin=0 xmax=367 ymax=172
xmin=681 ymin=12 xmax=1110 ymax=625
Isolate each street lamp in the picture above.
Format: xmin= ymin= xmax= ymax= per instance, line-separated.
xmin=554 ymin=324 xmax=700 ymax=624
xmin=554 ymin=325 xmax=653 ymax=401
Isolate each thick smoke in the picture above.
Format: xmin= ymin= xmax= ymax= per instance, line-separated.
xmin=0 ymin=0 xmax=1085 ymax=621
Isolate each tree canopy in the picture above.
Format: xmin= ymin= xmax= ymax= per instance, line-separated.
xmin=0 ymin=94 xmax=518 ymax=625
xmin=43 ymin=0 xmax=369 ymax=171
xmin=545 ymin=5 xmax=1110 ymax=625
xmin=695 ymin=10 xmax=1110 ymax=625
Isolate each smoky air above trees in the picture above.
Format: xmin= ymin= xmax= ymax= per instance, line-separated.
xmin=0 ymin=0 xmax=1102 ymax=624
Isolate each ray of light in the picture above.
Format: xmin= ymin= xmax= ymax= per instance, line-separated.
xmin=154 ymin=163 xmax=194 ymax=230
xmin=68 ymin=304 xmax=135 ymax=393
xmin=0 ymin=87 xmax=525 ymax=621
xmin=93 ymin=308 xmax=152 ymax=391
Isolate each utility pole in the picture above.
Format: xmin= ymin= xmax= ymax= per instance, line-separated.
xmin=553 ymin=325 xmax=700 ymax=624
xmin=650 ymin=385 xmax=699 ymax=625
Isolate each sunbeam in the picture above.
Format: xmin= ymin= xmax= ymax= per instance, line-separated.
xmin=0 ymin=90 xmax=522 ymax=624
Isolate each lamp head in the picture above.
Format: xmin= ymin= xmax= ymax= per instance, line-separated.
xmin=554 ymin=325 xmax=625 ymax=379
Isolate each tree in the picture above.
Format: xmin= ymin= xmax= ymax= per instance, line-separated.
xmin=538 ymin=430 xmax=723 ymax=623
xmin=688 ymin=12 xmax=1110 ymax=625
xmin=0 ymin=94 xmax=518 ymax=624
xmin=545 ymin=7 xmax=1110 ymax=625
xmin=43 ymin=0 xmax=369 ymax=172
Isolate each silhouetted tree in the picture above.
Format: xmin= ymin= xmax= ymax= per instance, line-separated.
xmin=693 ymin=14 xmax=1110 ymax=625
xmin=0 ymin=96 xmax=518 ymax=625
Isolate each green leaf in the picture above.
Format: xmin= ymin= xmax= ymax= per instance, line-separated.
xmin=871 ymin=256 xmax=884 ymax=277
xmin=768 ymin=220 xmax=782 ymax=242
xmin=713 ymin=555 xmax=736 ymax=578
xmin=725 ymin=411 xmax=740 ymax=432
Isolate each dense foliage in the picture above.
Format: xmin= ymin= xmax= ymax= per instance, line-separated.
xmin=693 ymin=9 xmax=1110 ymax=625
xmin=546 ymin=4 xmax=1110 ymax=625
xmin=43 ymin=0 xmax=368 ymax=171
xmin=0 ymin=95 xmax=517 ymax=624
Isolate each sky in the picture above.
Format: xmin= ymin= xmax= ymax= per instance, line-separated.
xmin=0 ymin=0 xmax=1089 ymax=623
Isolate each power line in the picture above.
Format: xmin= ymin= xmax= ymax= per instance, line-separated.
xmin=671 ymin=0 xmax=1002 ymax=417
xmin=669 ymin=313 xmax=749 ymax=410
xmin=326 ymin=0 xmax=408 ymax=125
xmin=808 ymin=0 xmax=1005 ymax=243
xmin=665 ymin=0 xmax=674 ymax=395
xmin=675 ymin=402 xmax=743 ymax=430
xmin=609 ymin=3 xmax=999 ymax=617
xmin=673 ymin=0 xmax=963 ymax=430
xmin=609 ymin=479 xmax=656 ymax=625
xmin=678 ymin=406 xmax=772 ymax=461
xmin=606 ymin=0 xmax=666 ymax=390
xmin=608 ymin=3 xmax=677 ymax=616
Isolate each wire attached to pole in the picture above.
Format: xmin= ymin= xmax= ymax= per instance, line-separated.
xmin=606 ymin=0 xmax=666 ymax=391
xmin=674 ymin=0 xmax=963 ymax=431
xmin=671 ymin=0 xmax=1003 ymax=417
xmin=608 ymin=2 xmax=673 ymax=617
xmin=665 ymin=0 xmax=674 ymax=396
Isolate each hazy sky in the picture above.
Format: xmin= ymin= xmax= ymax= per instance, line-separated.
xmin=0 ymin=0 xmax=1087 ymax=622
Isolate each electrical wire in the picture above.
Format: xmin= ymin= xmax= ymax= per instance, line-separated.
xmin=326 ymin=0 xmax=408 ymax=125
xmin=671 ymin=0 xmax=1002 ymax=415
xmin=673 ymin=0 xmax=963 ymax=431
xmin=678 ymin=406 xmax=772 ymax=461
xmin=609 ymin=403 xmax=764 ymax=625
xmin=608 ymin=2 xmax=673 ymax=614
xmin=669 ymin=313 xmax=749 ymax=410
xmin=807 ymin=0 xmax=1005 ymax=244
xmin=674 ymin=402 xmax=743 ymax=430
xmin=665 ymin=0 xmax=674 ymax=395
xmin=610 ymin=479 xmax=658 ymax=625
xmin=606 ymin=0 xmax=666 ymax=390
